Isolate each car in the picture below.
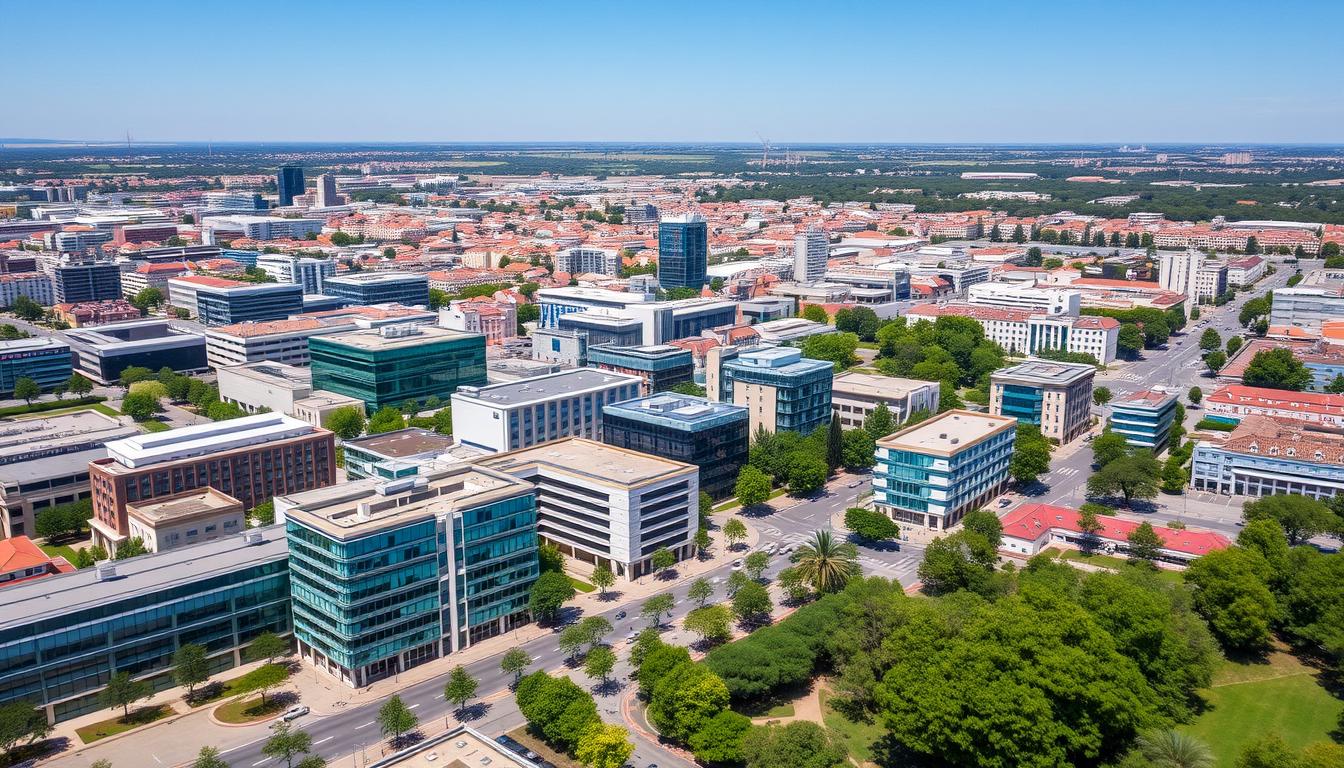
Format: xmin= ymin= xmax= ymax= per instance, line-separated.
xmin=731 ymin=559 xmax=743 ymax=571
xmin=997 ymin=498 xmax=1012 ymax=508
xmin=847 ymin=480 xmax=863 ymax=488
xmin=615 ymin=610 xmax=627 ymax=620
xmin=495 ymin=735 xmax=539 ymax=761
xmin=762 ymin=543 xmax=777 ymax=555
xmin=278 ymin=705 xmax=309 ymax=722
xmin=626 ymin=631 xmax=640 ymax=643
xmin=780 ymin=544 xmax=794 ymax=554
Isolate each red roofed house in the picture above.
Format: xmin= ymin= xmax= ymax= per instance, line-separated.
xmin=999 ymin=503 xmax=1230 ymax=565
xmin=0 ymin=535 xmax=76 ymax=588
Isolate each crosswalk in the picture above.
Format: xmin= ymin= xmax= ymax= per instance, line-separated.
xmin=1050 ymin=466 xmax=1084 ymax=479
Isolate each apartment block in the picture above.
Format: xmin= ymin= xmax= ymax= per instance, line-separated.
xmin=556 ymin=246 xmax=620 ymax=276
xmin=587 ymin=343 xmax=695 ymax=393
xmin=451 ymin=369 xmax=644 ymax=453
xmin=441 ymin=297 xmax=517 ymax=344
xmin=0 ymin=272 xmax=55 ymax=308
xmin=168 ymin=276 xmax=304 ymax=326
xmin=602 ymin=393 xmax=749 ymax=499
xmin=990 ymin=360 xmax=1095 ymax=444
xmin=53 ymin=260 xmax=121 ymax=303
xmin=1204 ymin=384 xmax=1344 ymax=429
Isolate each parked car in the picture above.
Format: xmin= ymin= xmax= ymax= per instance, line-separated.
xmin=731 ymin=559 xmax=743 ymax=571
xmin=279 ymin=705 xmax=309 ymax=722
xmin=495 ymin=735 xmax=539 ymax=761
xmin=997 ymin=498 xmax=1013 ymax=508
xmin=615 ymin=610 xmax=626 ymax=620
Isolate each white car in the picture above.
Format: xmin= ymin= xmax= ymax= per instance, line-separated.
xmin=279 ymin=705 xmax=309 ymax=722
xmin=731 ymin=559 xmax=743 ymax=571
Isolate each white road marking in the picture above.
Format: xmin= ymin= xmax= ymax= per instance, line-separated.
xmin=251 ymin=760 xmax=271 ymax=767
xmin=408 ymin=703 xmax=421 ymax=710
xmin=355 ymin=720 xmax=374 ymax=729
xmin=314 ymin=737 xmax=334 ymax=746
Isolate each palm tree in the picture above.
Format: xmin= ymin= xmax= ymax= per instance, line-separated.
xmin=793 ymin=530 xmax=860 ymax=593
xmin=1136 ymin=730 xmax=1214 ymax=768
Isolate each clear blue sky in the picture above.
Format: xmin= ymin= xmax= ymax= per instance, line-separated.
xmin=9 ymin=0 xmax=1343 ymax=144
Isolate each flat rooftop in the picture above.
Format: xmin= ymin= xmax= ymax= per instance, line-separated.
xmin=104 ymin=413 xmax=322 ymax=469
xmin=127 ymin=487 xmax=241 ymax=524
xmin=454 ymin=369 xmax=641 ymax=407
xmin=991 ymin=360 xmax=1095 ymax=386
xmin=346 ymin=428 xmax=456 ymax=459
xmin=0 ymin=411 xmax=135 ymax=465
xmin=878 ymin=409 xmax=1017 ymax=456
xmin=1113 ymin=388 xmax=1178 ymax=410
xmin=315 ymin=325 xmax=478 ymax=351
xmin=325 ymin=271 xmax=427 ymax=285
xmin=0 ymin=336 xmax=69 ymax=354
xmin=604 ymin=393 xmax=747 ymax=428
xmin=219 ymin=361 xmax=312 ymax=388
xmin=368 ymin=726 xmax=537 ymax=767
xmin=832 ymin=371 xmax=938 ymax=399
xmin=294 ymin=390 xmax=365 ymax=409
xmin=476 ymin=437 xmax=695 ymax=489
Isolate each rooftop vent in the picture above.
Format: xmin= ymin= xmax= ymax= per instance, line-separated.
xmin=94 ymin=562 xmax=118 ymax=581
xmin=242 ymin=530 xmax=264 ymax=546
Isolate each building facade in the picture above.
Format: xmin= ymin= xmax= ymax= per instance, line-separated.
xmin=64 ymin=319 xmax=208 ymax=384
xmin=556 ymin=247 xmax=620 ymax=276
xmin=989 ymin=360 xmax=1095 ymax=444
xmin=718 ymin=346 xmax=834 ymax=435
xmin=0 ymin=273 xmax=55 ymax=308
xmin=323 ymin=272 xmax=430 ymax=308
xmin=1109 ymin=388 xmax=1179 ymax=449
xmin=451 ymin=369 xmax=644 ymax=454
xmin=125 ymin=488 xmax=246 ymax=553
xmin=277 ymin=165 xmax=304 ymax=206
xmin=309 ymin=325 xmax=487 ymax=411
xmin=657 ymin=213 xmax=708 ymax=289
xmin=602 ymin=394 xmax=749 ymax=499
xmin=193 ymin=281 xmax=305 ymax=327
xmin=793 ymin=226 xmax=828 ymax=283
xmin=342 ymin=428 xmax=458 ymax=481
xmin=830 ymin=371 xmax=940 ymax=429
xmin=587 ymin=343 xmax=695 ymax=393
xmin=1191 ymin=415 xmax=1344 ymax=499
xmin=217 ymin=361 xmax=313 ymax=416
xmin=0 ymin=337 xmax=72 ymax=394
xmin=53 ymin=260 xmax=121 ymax=303
xmin=906 ymin=303 xmax=1120 ymax=364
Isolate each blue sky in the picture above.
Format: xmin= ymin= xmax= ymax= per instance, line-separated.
xmin=7 ymin=0 xmax=1343 ymax=144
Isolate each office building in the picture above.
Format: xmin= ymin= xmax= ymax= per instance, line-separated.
xmin=873 ymin=410 xmax=1017 ymax=530
xmin=831 ymin=371 xmax=940 ymax=429
xmin=342 ymin=428 xmax=460 ymax=481
xmin=280 ymin=464 xmax=539 ymax=686
xmin=1205 ymin=384 xmax=1344 ymax=429
xmin=989 ymin=360 xmax=1095 ymax=444
xmin=0 ymin=337 xmax=72 ymax=394
xmin=309 ymin=325 xmax=486 ymax=411
xmin=1191 ymin=415 xmax=1344 ymax=499
xmin=201 ymin=215 xmax=323 ymax=245
xmin=369 ymin=726 xmax=541 ymax=768
xmin=0 ymin=273 xmax=55 ymax=308
xmin=125 ymin=488 xmax=246 ymax=553
xmin=535 ymin=286 xmax=651 ymax=328
xmin=47 ymin=229 xmax=113 ymax=254
xmin=0 ymin=536 xmax=75 ymax=588
xmin=999 ymin=503 xmax=1228 ymax=565
xmin=277 ymin=165 xmax=304 ymax=206
xmin=314 ymin=173 xmax=343 ymax=207
xmin=537 ymin=287 xmax=736 ymax=344
xmin=556 ymin=246 xmax=620 ymax=276
xmin=477 ymin=438 xmax=698 ymax=579
xmin=53 ymin=259 xmax=121 ymax=303
xmin=532 ymin=327 xmax=588 ymax=367
xmin=217 ymin=361 xmax=314 ymax=415
xmin=65 ymin=319 xmax=207 ymax=384
xmin=967 ymin=283 xmax=1082 ymax=316
xmin=89 ymin=413 xmax=337 ymax=549
xmin=168 ymin=276 xmax=304 ymax=326
xmin=1195 ymin=261 xmax=1229 ymax=303
xmin=1269 ymin=284 xmax=1344 ymax=336
xmin=557 ymin=311 xmax=645 ymax=346
xmin=587 ymin=343 xmax=695 ymax=393
xmin=119 ymin=262 xmax=189 ymax=298
xmin=257 ymin=253 xmax=337 ymax=294
xmin=0 ymin=411 xmax=137 ymax=539
xmin=717 ymin=346 xmax=834 ymax=435
xmin=452 ymin=369 xmax=643 ymax=453
xmin=441 ymin=298 xmax=517 ymax=344
xmin=1158 ymin=249 xmax=1202 ymax=299
xmin=1109 ymin=388 xmax=1179 ymax=449
xmin=323 ymin=272 xmax=430 ymax=308
xmin=291 ymin=391 xmax=366 ymax=430
xmin=907 ymin=303 xmax=1120 ymax=365
xmin=602 ymin=393 xmax=749 ymax=499
xmin=0 ymin=526 xmax=291 ymax=724
xmin=738 ymin=297 xmax=795 ymax=324
xmin=486 ymin=358 xmax=561 ymax=384
xmin=657 ymin=213 xmax=708 ymax=289
xmin=793 ymin=226 xmax=829 ymax=283
xmin=203 ymin=304 xmax=436 ymax=368
xmin=751 ymin=317 xmax=837 ymax=345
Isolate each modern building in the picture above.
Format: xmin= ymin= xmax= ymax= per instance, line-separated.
xmin=477 ymin=438 xmax=698 ymax=579
xmin=88 ymin=413 xmax=337 ymax=549
xmin=200 ymin=215 xmax=323 ymax=245
xmin=0 ymin=536 xmax=75 ymax=588
xmin=906 ymin=303 xmax=1120 ymax=365
xmin=0 ymin=525 xmax=291 ymax=724
xmin=257 ymin=253 xmax=337 ymax=294
xmin=53 ymin=259 xmax=121 ymax=303
xmin=1195 ymin=261 xmax=1229 ymax=303
xmin=203 ymin=304 xmax=436 ymax=368
xmin=277 ymin=165 xmax=305 ymax=206
xmin=535 ymin=286 xmax=653 ymax=328
xmin=291 ymin=391 xmax=366 ymax=430
xmin=989 ymin=360 xmax=1095 ymax=444
xmin=451 ymin=369 xmax=644 ymax=453
xmin=556 ymin=246 xmax=620 ymax=276
xmin=751 ymin=317 xmax=837 ymax=345
xmin=794 ymin=226 xmax=829 ymax=283
xmin=1269 ymin=284 xmax=1344 ymax=336
xmin=602 ymin=393 xmax=749 ymax=499
xmin=587 ymin=343 xmax=695 ymax=393
xmin=342 ymin=428 xmax=459 ymax=480
xmin=314 ymin=173 xmax=343 ymax=208
xmin=717 ymin=346 xmax=834 ymax=435
xmin=0 ymin=337 xmax=72 ymax=394
xmin=279 ymin=464 xmax=539 ymax=686
xmin=125 ymin=487 xmax=246 ymax=553
xmin=531 ymin=327 xmax=588 ymax=367
xmin=322 ymin=272 xmax=430 ymax=308
xmin=1109 ymin=388 xmax=1180 ymax=450
xmin=369 ymin=726 xmax=541 ymax=768
xmin=0 ymin=411 xmax=137 ymax=539
xmin=1191 ymin=415 xmax=1344 ymax=499
xmin=872 ymin=410 xmax=1017 ymax=530
xmin=967 ymin=283 xmax=1082 ymax=316
xmin=217 ymin=361 xmax=313 ymax=415
xmin=1227 ymin=256 xmax=1267 ymax=288
xmin=657 ymin=213 xmax=708 ymax=289
xmin=556 ymin=311 xmax=645 ymax=346
xmin=999 ymin=503 xmax=1229 ymax=565
xmin=1158 ymin=249 xmax=1203 ymax=301
xmin=536 ymin=287 xmax=736 ymax=344
xmin=830 ymin=371 xmax=940 ymax=429
xmin=309 ymin=325 xmax=486 ymax=411
xmin=65 ymin=319 xmax=208 ymax=384
xmin=169 ymin=276 xmax=305 ymax=326
xmin=0 ymin=272 xmax=55 ymax=308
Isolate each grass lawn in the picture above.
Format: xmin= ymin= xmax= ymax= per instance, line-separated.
xmin=189 ymin=663 xmax=291 ymax=707
xmin=138 ymin=419 xmax=171 ymax=432
xmin=508 ymin=727 xmax=585 ymax=768
xmin=820 ymin=685 xmax=885 ymax=765
xmin=214 ymin=694 xmax=288 ymax=724
xmin=91 ymin=403 xmax=122 ymax=418
xmin=75 ymin=705 xmax=172 ymax=744
xmin=1043 ymin=547 xmax=1185 ymax=585
xmin=713 ymin=487 xmax=788 ymax=513
xmin=568 ymin=576 xmax=595 ymax=593
xmin=763 ymin=701 xmax=795 ymax=717
xmin=39 ymin=541 xmax=82 ymax=565
xmin=1182 ymin=649 xmax=1342 ymax=767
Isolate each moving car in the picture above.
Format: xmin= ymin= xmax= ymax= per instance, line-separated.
xmin=279 ymin=705 xmax=309 ymax=722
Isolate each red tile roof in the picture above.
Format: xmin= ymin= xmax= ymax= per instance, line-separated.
xmin=1001 ymin=503 xmax=1230 ymax=557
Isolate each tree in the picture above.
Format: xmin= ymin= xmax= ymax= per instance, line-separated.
xmin=918 ymin=530 xmax=998 ymax=597
xmin=799 ymin=304 xmax=828 ymax=323
xmin=742 ymin=721 xmax=848 ymax=768
xmin=1188 ymin=386 xmax=1203 ymax=405
xmin=647 ymin=661 xmax=731 ymax=744
xmin=1088 ymin=451 xmax=1162 ymax=506
xmin=0 ymin=702 xmax=50 ymax=759
xmin=1185 ymin=547 xmax=1278 ymax=652
xmin=1127 ymin=522 xmax=1164 ymax=565
xmin=378 ymin=695 xmax=418 ymax=745
xmin=1234 ymin=734 xmax=1299 ymax=768
xmin=1133 ymin=730 xmax=1215 ymax=768
xmin=1326 ymin=374 xmax=1344 ymax=395
xmin=263 ymin=722 xmax=315 ymax=768
xmin=840 ymin=428 xmax=876 ymax=470
xmin=793 ymin=530 xmax=860 ymax=593
xmin=559 ymin=625 xmax=587 ymax=662
xmin=786 ymin=454 xmax=828 ymax=496
xmin=732 ymin=580 xmax=773 ymax=625
xmin=1199 ymin=328 xmax=1222 ymax=352
xmin=246 ymin=632 xmax=289 ymax=665
xmin=251 ymin=500 xmax=275 ymax=527
xmin=1243 ymin=493 xmax=1337 ymax=545
xmin=575 ymin=722 xmax=634 ymax=768
xmin=681 ymin=579 xmax=713 ymax=616
xmin=650 ymin=547 xmax=676 ymax=577
xmin=118 ymin=366 xmax=154 ymax=391
xmin=443 ymin=665 xmax=478 ymax=713
xmin=322 ymin=406 xmax=365 ymax=440
xmin=723 ymin=517 xmax=748 ymax=549
xmin=578 ymin=616 xmax=613 ymax=650
xmin=590 ymin=562 xmax=615 ymax=597
xmin=191 ymin=746 xmax=230 ymax=768
xmin=735 ymin=465 xmax=771 ymax=508
xmin=862 ymin=402 xmax=896 ymax=440
xmin=113 ymin=536 xmax=148 ymax=560
xmin=777 ymin=566 xmax=810 ymax=603
xmin=962 ymin=508 xmax=1003 ymax=548
xmin=12 ymin=377 xmax=40 ymax=405
xmin=744 ymin=550 xmax=770 ymax=580
xmin=844 ymin=507 xmax=899 ymax=541
xmin=131 ymin=287 xmax=165 ymax=313
xmin=11 ymin=295 xmax=42 ymax=321
xmin=120 ymin=390 xmax=162 ymax=422
xmin=1011 ymin=423 xmax=1053 ymax=484
xmin=689 ymin=710 xmax=751 ymax=766
xmin=500 ymin=648 xmax=531 ymax=687
xmin=538 ymin=541 xmax=564 ymax=573
xmin=1118 ymin=323 xmax=1145 ymax=359
xmin=826 ymin=415 xmax=843 ymax=470
xmin=684 ymin=604 xmax=733 ymax=645
xmin=365 ymin=406 xmax=406 ymax=434
xmin=248 ymin=663 xmax=289 ymax=706
xmin=1227 ymin=335 xmax=1244 ymax=358
xmin=173 ymin=643 xmax=209 ymax=698
xmin=1243 ymin=348 xmax=1313 ymax=391
xmin=1204 ymin=350 xmax=1227 ymax=373
xmin=1093 ymin=386 xmax=1113 ymax=406
xmin=529 ymin=571 xmax=575 ymax=623
xmin=1077 ymin=506 xmax=1105 ymax=553
xmin=100 ymin=671 xmax=150 ymax=720
xmin=583 ymin=645 xmax=617 ymax=687
xmin=642 ymin=593 xmax=675 ymax=627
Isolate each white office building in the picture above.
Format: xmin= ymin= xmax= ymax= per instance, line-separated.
xmin=451 ymin=369 xmax=644 ymax=453
xmin=257 ymin=253 xmax=337 ymax=294
xmin=556 ymin=246 xmax=620 ymax=277
xmin=217 ymin=361 xmax=314 ymax=415
xmin=831 ymin=372 xmax=941 ymax=428
xmin=967 ymin=282 xmax=1081 ymax=316
xmin=1158 ymin=249 xmax=1203 ymax=301
xmin=200 ymin=215 xmax=324 ymax=245
xmin=0 ymin=273 xmax=54 ymax=308
xmin=203 ymin=306 xmax=435 ymax=367
xmin=793 ymin=226 xmax=829 ymax=283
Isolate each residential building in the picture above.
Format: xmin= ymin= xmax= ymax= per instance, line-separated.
xmin=452 ymin=369 xmax=643 ymax=453
xmin=125 ymin=488 xmax=246 ymax=553
xmin=309 ymin=325 xmax=487 ymax=411
xmin=999 ymin=503 xmax=1228 ymax=565
xmin=441 ymin=298 xmax=517 ymax=344
xmin=0 ymin=525 xmax=291 ymax=724
xmin=200 ymin=215 xmax=322 ymax=245
xmin=277 ymin=165 xmax=304 ymax=206
xmin=1195 ymin=260 xmax=1229 ymax=303
xmin=0 ymin=536 xmax=75 ymax=588
xmin=906 ymin=303 xmax=1120 ymax=364
xmin=1109 ymin=388 xmax=1179 ymax=449
xmin=217 ymin=361 xmax=313 ymax=415
xmin=0 ymin=411 xmax=137 ymax=539
xmin=291 ymin=391 xmax=365 ymax=430
xmin=53 ymin=259 xmax=121 ymax=303
xmin=831 ymin=371 xmax=940 ymax=429
xmin=1191 ymin=415 xmax=1344 ymax=499
xmin=794 ymin=225 xmax=828 ymax=283
xmin=556 ymin=246 xmax=620 ymax=276
xmin=0 ymin=272 xmax=54 ymax=308
xmin=119 ymin=262 xmax=189 ymax=298
xmin=716 ymin=346 xmax=834 ymax=435
xmin=587 ymin=343 xmax=695 ymax=393
xmin=602 ymin=393 xmax=749 ymax=499
xmin=203 ymin=304 xmax=436 ymax=368
xmin=0 ymin=337 xmax=72 ymax=394
xmin=279 ymin=464 xmax=538 ymax=686
xmin=1204 ymin=384 xmax=1344 ymax=429
xmin=257 ymin=253 xmax=337 ymax=294
xmin=989 ymin=360 xmax=1095 ymax=444
xmin=65 ymin=318 xmax=207 ymax=384
xmin=1227 ymin=256 xmax=1267 ymax=287
xmin=88 ymin=413 xmax=337 ymax=548
xmin=369 ymin=726 xmax=540 ymax=768
xmin=1158 ymin=249 xmax=1202 ymax=299
xmin=658 ymin=213 xmax=708 ymax=289
xmin=342 ymin=428 xmax=458 ymax=480
xmin=314 ymin=173 xmax=343 ymax=208
xmin=477 ymin=438 xmax=698 ymax=579
xmin=323 ymin=272 xmax=430 ymax=308
xmin=1270 ymin=284 xmax=1344 ymax=335
xmin=967 ymin=283 xmax=1081 ymax=316
xmin=51 ymin=299 xmax=140 ymax=327
xmin=873 ymin=410 xmax=1016 ymax=530
xmin=168 ymin=276 xmax=305 ymax=326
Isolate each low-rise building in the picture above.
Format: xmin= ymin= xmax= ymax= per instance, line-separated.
xmin=907 ymin=302 xmax=1120 ymax=364
xmin=441 ymin=297 xmax=517 ymax=344
xmin=200 ymin=214 xmax=322 ymax=244
xmin=1227 ymin=255 xmax=1267 ymax=287
xmin=967 ymin=283 xmax=1081 ymax=315
xmin=217 ymin=361 xmax=314 ymax=415
xmin=0 ymin=272 xmax=55 ymax=308
xmin=451 ymin=369 xmax=644 ymax=454
xmin=587 ymin=343 xmax=695 ymax=393
xmin=873 ymin=410 xmax=1016 ymax=530
xmin=531 ymin=327 xmax=588 ymax=366
xmin=168 ymin=276 xmax=305 ymax=326
xmin=65 ymin=318 xmax=207 ymax=384
xmin=990 ymin=360 xmax=1095 ymax=444
xmin=1109 ymin=388 xmax=1179 ymax=449
xmin=1205 ymin=384 xmax=1344 ymax=429
xmin=342 ymin=428 xmax=459 ymax=480
xmin=323 ymin=271 xmax=430 ymax=308
xmin=51 ymin=299 xmax=140 ymax=327
xmin=1191 ymin=415 xmax=1344 ymax=499
xmin=999 ymin=503 xmax=1229 ymax=565
xmin=309 ymin=325 xmax=487 ymax=412
xmin=125 ymin=487 xmax=246 ymax=553
xmin=369 ymin=726 xmax=541 ymax=768
xmin=202 ymin=304 xmax=436 ymax=368
xmin=290 ymin=390 xmax=366 ymax=429
xmin=0 ymin=536 xmax=75 ymax=588
xmin=750 ymin=317 xmax=838 ymax=344
xmin=830 ymin=371 xmax=941 ymax=429
xmin=602 ymin=393 xmax=749 ymax=499
xmin=716 ymin=346 xmax=834 ymax=435
xmin=0 ymin=337 xmax=72 ymax=394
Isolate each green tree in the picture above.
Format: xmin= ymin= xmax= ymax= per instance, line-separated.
xmin=735 ymin=465 xmax=771 ymax=508
xmin=262 ymin=722 xmax=315 ymax=768
xmin=113 ymin=536 xmax=148 ymax=560
xmin=689 ymin=577 xmax=714 ymax=608
xmin=11 ymin=295 xmax=43 ymax=321
xmin=246 ymin=631 xmax=289 ymax=665
xmin=642 ymin=593 xmax=675 ymax=627
xmin=1226 ymin=335 xmax=1244 ymax=357
xmin=840 ymin=428 xmax=876 ymax=470
xmin=365 ymin=406 xmax=406 ymax=434
xmin=1185 ymin=547 xmax=1278 ymax=652
xmin=684 ymin=604 xmax=733 ymax=645
xmin=1199 ymin=328 xmax=1222 ymax=352
xmin=962 ymin=508 xmax=1003 ymax=548
xmin=538 ymin=541 xmax=564 ymax=573
xmin=1011 ymin=423 xmax=1053 ymax=484
xmin=826 ymin=415 xmax=843 ymax=470
xmin=12 ymin=377 xmax=41 ymax=405
xmin=559 ymin=625 xmax=586 ymax=663
xmin=120 ymin=390 xmax=161 ymax=422
xmin=172 ymin=643 xmax=210 ymax=698
xmin=1242 ymin=493 xmax=1338 ymax=545
xmin=792 ymin=529 xmax=860 ymax=593
xmin=0 ymin=702 xmax=51 ymax=759
xmin=191 ymin=746 xmax=230 ymax=768
xmin=1077 ymin=506 xmax=1105 ymax=553
xmin=1118 ymin=323 xmax=1145 ymax=359
xmin=786 ymin=454 xmax=828 ymax=496
xmin=844 ymin=507 xmax=899 ymax=541
xmin=1204 ymin=349 xmax=1227 ymax=373
xmin=647 ymin=661 xmax=731 ymax=744
xmin=722 ymin=517 xmax=748 ymax=549
xmin=689 ymin=710 xmax=751 ymax=766
xmin=799 ymin=304 xmax=828 ymax=323
xmin=100 ymin=671 xmax=150 ymax=720
xmin=862 ymin=401 xmax=896 ymax=440
xmin=1326 ymin=374 xmax=1344 ymax=394
xmin=247 ymin=663 xmax=289 ymax=706
xmin=650 ymin=547 xmax=676 ymax=577
xmin=528 ymin=571 xmax=576 ymax=623
xmin=1188 ymin=386 xmax=1203 ymax=405
xmin=777 ymin=566 xmax=810 ymax=603
xmin=322 ymin=406 xmax=365 ymax=440
xmin=443 ymin=665 xmax=478 ymax=714
xmin=732 ymin=581 xmax=773 ymax=624
xmin=1088 ymin=451 xmax=1162 ymax=505
xmin=1234 ymin=733 xmax=1298 ymax=768
xmin=590 ymin=562 xmax=615 ymax=597
xmin=742 ymin=721 xmax=848 ymax=768
xmin=744 ymin=550 xmax=770 ymax=580
xmin=1127 ymin=522 xmax=1164 ymax=565
xmin=578 ymin=616 xmax=613 ymax=649
xmin=918 ymin=530 xmax=998 ymax=597
xmin=694 ymin=526 xmax=711 ymax=555
xmin=378 ymin=695 xmax=418 ymax=745
xmin=583 ymin=645 xmax=617 ymax=687
xmin=500 ymin=648 xmax=531 ymax=686
xmin=575 ymin=722 xmax=634 ymax=768
xmin=251 ymin=500 xmax=275 ymax=527
xmin=801 ymin=332 xmax=859 ymax=371
xmin=1093 ymin=386 xmax=1113 ymax=406
xmin=1242 ymin=348 xmax=1313 ymax=391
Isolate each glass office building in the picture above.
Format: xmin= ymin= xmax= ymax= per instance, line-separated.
xmin=322 ymin=273 xmax=430 ymax=308
xmin=195 ymin=283 xmax=305 ymax=327
xmin=280 ymin=465 xmax=538 ymax=687
xmin=719 ymin=346 xmax=834 ymax=435
xmin=1109 ymin=389 xmax=1179 ymax=449
xmin=0 ymin=527 xmax=291 ymax=724
xmin=309 ymin=325 xmax=486 ymax=411
xmin=54 ymin=261 xmax=122 ymax=303
xmin=277 ymin=166 xmax=304 ymax=207
xmin=0 ymin=337 xmax=72 ymax=394
xmin=587 ymin=343 xmax=694 ymax=393
xmin=602 ymin=394 xmax=749 ymax=499
xmin=657 ymin=214 xmax=708 ymax=289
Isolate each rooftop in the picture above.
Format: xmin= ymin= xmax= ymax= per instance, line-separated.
xmin=345 ymin=428 xmax=457 ymax=459
xmin=878 ymin=409 xmax=1017 ymax=456
xmin=315 ymin=324 xmax=480 ymax=351
xmin=1001 ymin=503 xmax=1230 ymax=557
xmin=454 ymin=369 xmax=642 ymax=407
xmin=604 ymin=393 xmax=748 ymax=428
xmin=367 ymin=726 xmax=538 ymax=767
xmin=219 ymin=361 xmax=312 ymax=388
xmin=832 ymin=371 xmax=939 ymax=399
xmin=103 ymin=413 xmax=322 ymax=470
xmin=126 ymin=487 xmax=242 ymax=525
xmin=1112 ymin=388 xmax=1179 ymax=410
xmin=0 ymin=336 xmax=69 ymax=354
xmin=476 ymin=437 xmax=695 ymax=490
xmin=991 ymin=360 xmax=1096 ymax=387
xmin=325 ymin=271 xmax=427 ymax=286
xmin=0 ymin=411 xmax=136 ymax=467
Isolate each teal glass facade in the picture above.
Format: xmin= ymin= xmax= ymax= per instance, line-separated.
xmin=657 ymin=219 xmax=708 ymax=289
xmin=874 ymin=425 xmax=1015 ymax=529
xmin=998 ymin=384 xmax=1044 ymax=426
xmin=0 ymin=342 xmax=73 ymax=394
xmin=722 ymin=357 xmax=834 ymax=435
xmin=1110 ymin=396 xmax=1177 ymax=449
xmin=309 ymin=333 xmax=487 ymax=412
